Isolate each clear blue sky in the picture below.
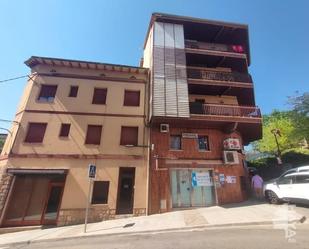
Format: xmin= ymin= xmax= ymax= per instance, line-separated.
xmin=0 ymin=0 xmax=308 ymax=130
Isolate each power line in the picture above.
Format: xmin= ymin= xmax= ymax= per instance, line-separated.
xmin=0 ymin=119 xmax=19 ymax=124
xmin=0 ymin=75 xmax=28 ymax=84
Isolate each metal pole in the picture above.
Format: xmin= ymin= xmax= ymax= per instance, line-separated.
xmin=84 ymin=178 xmax=92 ymax=233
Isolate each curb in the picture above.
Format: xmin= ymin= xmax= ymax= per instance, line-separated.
xmin=1 ymin=216 xmax=306 ymax=247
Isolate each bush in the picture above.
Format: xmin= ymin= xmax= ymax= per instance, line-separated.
xmin=247 ymin=148 xmax=309 ymax=180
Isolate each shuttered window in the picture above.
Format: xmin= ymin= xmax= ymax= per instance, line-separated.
xmin=85 ymin=125 xmax=102 ymax=145
xmin=91 ymin=181 xmax=109 ymax=204
xmin=92 ymin=88 xmax=107 ymax=104
xmin=68 ymin=86 xmax=78 ymax=97
xmin=38 ymin=85 xmax=57 ymax=102
xmin=123 ymin=90 xmax=140 ymax=106
xmin=120 ymin=126 xmax=138 ymax=146
xmin=59 ymin=123 xmax=71 ymax=137
xmin=24 ymin=123 xmax=47 ymax=143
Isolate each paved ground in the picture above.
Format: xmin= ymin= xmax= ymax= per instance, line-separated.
xmin=0 ymin=200 xmax=308 ymax=247
xmin=4 ymin=224 xmax=309 ymax=249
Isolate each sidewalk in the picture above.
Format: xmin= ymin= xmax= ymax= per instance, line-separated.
xmin=0 ymin=200 xmax=307 ymax=246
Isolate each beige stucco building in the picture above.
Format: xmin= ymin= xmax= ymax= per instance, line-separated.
xmin=0 ymin=56 xmax=149 ymax=226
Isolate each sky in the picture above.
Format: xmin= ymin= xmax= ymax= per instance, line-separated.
xmin=0 ymin=0 xmax=308 ymax=131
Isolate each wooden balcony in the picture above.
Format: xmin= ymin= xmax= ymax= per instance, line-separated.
xmin=187 ymin=67 xmax=253 ymax=84
xmin=189 ymin=102 xmax=261 ymax=119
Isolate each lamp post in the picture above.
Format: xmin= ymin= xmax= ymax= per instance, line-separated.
xmin=271 ymin=128 xmax=282 ymax=165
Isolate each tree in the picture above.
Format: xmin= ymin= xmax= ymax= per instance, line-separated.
xmin=253 ymin=92 xmax=309 ymax=154
xmin=252 ymin=110 xmax=297 ymax=154
xmin=288 ymin=92 xmax=309 ymax=116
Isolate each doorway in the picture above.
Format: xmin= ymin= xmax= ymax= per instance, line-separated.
xmin=3 ymin=174 xmax=65 ymax=227
xmin=41 ymin=182 xmax=64 ymax=225
xmin=170 ymin=169 xmax=216 ymax=208
xmin=116 ymin=167 xmax=135 ymax=215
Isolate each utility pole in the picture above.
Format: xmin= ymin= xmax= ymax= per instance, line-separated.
xmin=271 ymin=128 xmax=282 ymax=165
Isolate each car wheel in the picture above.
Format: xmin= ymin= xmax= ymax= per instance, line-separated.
xmin=266 ymin=191 xmax=280 ymax=204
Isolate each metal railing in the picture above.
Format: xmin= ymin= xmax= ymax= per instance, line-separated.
xmin=187 ymin=67 xmax=252 ymax=83
xmin=189 ymin=102 xmax=261 ymax=118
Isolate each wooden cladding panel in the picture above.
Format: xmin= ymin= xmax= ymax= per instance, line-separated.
xmin=152 ymin=22 xmax=189 ymax=118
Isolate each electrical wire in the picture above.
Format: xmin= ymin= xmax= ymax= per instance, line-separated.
xmin=0 ymin=75 xmax=28 ymax=84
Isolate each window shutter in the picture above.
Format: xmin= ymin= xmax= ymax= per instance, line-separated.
xmin=85 ymin=125 xmax=102 ymax=145
xmin=120 ymin=127 xmax=138 ymax=146
xmin=25 ymin=123 xmax=47 ymax=143
xmin=68 ymin=86 xmax=78 ymax=97
xmin=59 ymin=124 xmax=71 ymax=137
xmin=124 ymin=90 xmax=140 ymax=106
xmin=92 ymin=88 xmax=107 ymax=104
xmin=91 ymin=181 xmax=109 ymax=204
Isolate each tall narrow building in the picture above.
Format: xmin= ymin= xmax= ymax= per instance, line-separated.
xmin=142 ymin=13 xmax=262 ymax=214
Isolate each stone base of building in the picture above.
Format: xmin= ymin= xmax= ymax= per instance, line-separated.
xmin=57 ymin=207 xmax=146 ymax=226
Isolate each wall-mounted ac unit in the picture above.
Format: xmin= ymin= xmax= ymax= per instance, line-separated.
xmin=160 ymin=124 xmax=169 ymax=133
xmin=223 ymin=138 xmax=241 ymax=150
xmin=223 ymin=151 xmax=239 ymax=165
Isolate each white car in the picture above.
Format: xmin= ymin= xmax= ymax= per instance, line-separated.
xmin=263 ymin=165 xmax=309 ymax=204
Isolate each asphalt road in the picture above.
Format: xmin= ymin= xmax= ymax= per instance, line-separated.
xmin=5 ymin=224 xmax=309 ymax=249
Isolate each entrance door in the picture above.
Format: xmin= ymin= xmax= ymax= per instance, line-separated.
xmin=170 ymin=169 xmax=215 ymax=208
xmin=42 ymin=183 xmax=64 ymax=225
xmin=116 ymin=168 xmax=135 ymax=215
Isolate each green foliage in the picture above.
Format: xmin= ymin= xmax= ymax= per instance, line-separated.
xmin=0 ymin=138 xmax=4 ymax=153
xmin=252 ymin=110 xmax=297 ymax=154
xmin=247 ymin=149 xmax=309 ymax=180
xmin=253 ymin=92 xmax=309 ymax=154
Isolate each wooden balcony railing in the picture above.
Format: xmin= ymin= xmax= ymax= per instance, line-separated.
xmin=187 ymin=67 xmax=253 ymax=83
xmin=185 ymin=40 xmax=245 ymax=54
xmin=189 ymin=102 xmax=261 ymax=118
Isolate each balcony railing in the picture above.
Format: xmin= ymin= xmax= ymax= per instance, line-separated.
xmin=189 ymin=102 xmax=261 ymax=118
xmin=185 ymin=40 xmax=245 ymax=54
xmin=187 ymin=68 xmax=253 ymax=83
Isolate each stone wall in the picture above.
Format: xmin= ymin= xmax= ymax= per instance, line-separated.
xmin=0 ymin=168 xmax=13 ymax=221
xmin=57 ymin=207 xmax=147 ymax=226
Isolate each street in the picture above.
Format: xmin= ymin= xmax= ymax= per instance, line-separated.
xmin=5 ymin=224 xmax=309 ymax=249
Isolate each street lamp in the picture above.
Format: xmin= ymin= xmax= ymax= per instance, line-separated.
xmin=271 ymin=128 xmax=282 ymax=165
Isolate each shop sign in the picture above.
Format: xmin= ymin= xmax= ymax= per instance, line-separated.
xmin=226 ymin=175 xmax=237 ymax=184
xmin=192 ymin=171 xmax=213 ymax=187
xmin=182 ymin=133 xmax=198 ymax=139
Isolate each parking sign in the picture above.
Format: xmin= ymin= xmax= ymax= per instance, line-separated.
xmin=88 ymin=164 xmax=96 ymax=178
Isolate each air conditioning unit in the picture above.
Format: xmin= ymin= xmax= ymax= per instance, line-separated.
xmin=223 ymin=138 xmax=241 ymax=150
xmin=223 ymin=151 xmax=239 ymax=165
xmin=160 ymin=124 xmax=169 ymax=133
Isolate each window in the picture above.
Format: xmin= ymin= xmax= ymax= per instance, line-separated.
xmin=197 ymin=136 xmax=210 ymax=151
xmin=24 ymin=123 xmax=47 ymax=143
xmin=68 ymin=86 xmax=78 ymax=97
xmin=38 ymin=85 xmax=57 ymax=102
xmin=120 ymin=126 xmax=138 ymax=146
xmin=92 ymin=88 xmax=107 ymax=104
xmin=278 ymin=175 xmax=295 ymax=185
xmin=170 ymin=135 xmax=181 ymax=150
xmin=59 ymin=123 xmax=71 ymax=137
xmin=85 ymin=125 xmax=102 ymax=145
xmin=124 ymin=90 xmax=140 ymax=106
xmin=295 ymin=175 xmax=309 ymax=184
xmin=91 ymin=181 xmax=109 ymax=204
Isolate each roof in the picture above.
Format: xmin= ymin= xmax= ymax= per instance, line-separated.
xmin=143 ymin=12 xmax=251 ymax=65
xmin=25 ymin=56 xmax=148 ymax=74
